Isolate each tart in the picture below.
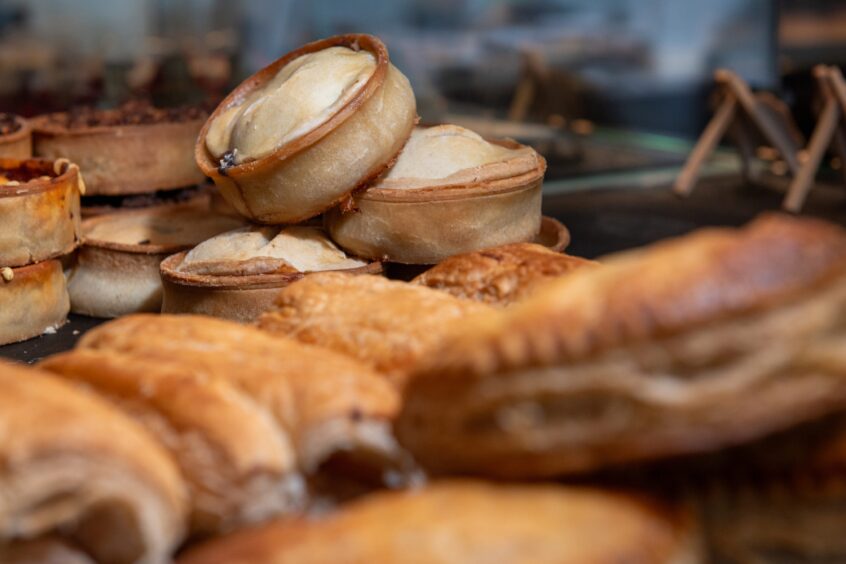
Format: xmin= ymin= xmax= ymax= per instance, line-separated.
xmin=257 ymin=272 xmax=493 ymax=387
xmin=412 ymin=243 xmax=596 ymax=306
xmin=0 ymin=113 xmax=31 ymax=158
xmin=0 ymin=260 xmax=69 ymax=345
xmin=325 ymin=124 xmax=546 ymax=264
xmin=0 ymin=158 xmax=82 ymax=267
xmin=397 ymin=214 xmax=846 ymax=478
xmin=67 ymin=205 xmax=244 ymax=317
xmin=161 ymin=225 xmax=381 ymax=322
xmin=179 ymin=481 xmax=700 ymax=564
xmin=32 ymin=102 xmax=207 ymax=196
xmin=196 ymin=34 xmax=417 ymax=224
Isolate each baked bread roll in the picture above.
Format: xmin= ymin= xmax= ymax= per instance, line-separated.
xmin=0 ymin=260 xmax=69 ymax=345
xmin=325 ymin=124 xmax=546 ymax=264
xmin=196 ymin=34 xmax=416 ymax=224
xmin=178 ymin=481 xmax=700 ymax=564
xmin=0 ymin=359 xmax=187 ymax=564
xmin=41 ymin=314 xmax=405 ymax=533
xmin=397 ymin=214 xmax=846 ymax=478
xmin=257 ymin=272 xmax=493 ymax=386
xmin=412 ymin=243 xmax=595 ymax=306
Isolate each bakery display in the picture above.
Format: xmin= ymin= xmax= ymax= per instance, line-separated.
xmin=40 ymin=314 xmax=406 ymax=534
xmin=31 ymin=102 xmax=207 ymax=196
xmin=258 ymin=272 xmax=493 ymax=386
xmin=67 ymin=205 xmax=244 ymax=317
xmin=196 ymin=34 xmax=417 ymax=224
xmin=0 ymin=359 xmax=186 ymax=564
xmin=0 ymin=113 xmax=32 ymax=159
xmin=178 ymin=481 xmax=699 ymax=564
xmin=397 ymin=214 xmax=846 ymax=477
xmin=160 ymin=225 xmax=381 ymax=321
xmin=412 ymin=242 xmax=595 ymax=306
xmin=325 ymin=124 xmax=546 ymax=264
xmin=0 ymin=260 xmax=69 ymax=345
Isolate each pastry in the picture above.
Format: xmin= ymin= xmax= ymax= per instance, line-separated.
xmin=32 ymin=101 xmax=206 ymax=196
xmin=66 ymin=205 xmax=244 ymax=317
xmin=0 ymin=260 xmax=69 ymax=345
xmin=41 ymin=314 xmax=406 ymax=533
xmin=79 ymin=184 xmax=211 ymax=218
xmin=534 ymin=215 xmax=570 ymax=252
xmin=0 ymin=113 xmax=32 ymax=158
xmin=178 ymin=481 xmax=700 ymax=564
xmin=0 ymin=359 xmax=187 ymax=564
xmin=412 ymin=243 xmax=595 ymax=306
xmin=160 ymin=225 xmax=381 ymax=321
xmin=257 ymin=272 xmax=493 ymax=386
xmin=196 ymin=34 xmax=416 ymax=224
xmin=325 ymin=124 xmax=546 ymax=264
xmin=396 ymin=214 xmax=846 ymax=478
xmin=0 ymin=158 xmax=82 ymax=267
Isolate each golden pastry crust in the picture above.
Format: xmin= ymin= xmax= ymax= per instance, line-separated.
xmin=178 ymin=481 xmax=700 ymax=564
xmin=0 ymin=158 xmax=81 ymax=267
xmin=413 ymin=243 xmax=595 ymax=306
xmin=0 ymin=114 xmax=32 ymax=159
xmin=41 ymin=314 xmax=405 ymax=533
xmin=257 ymin=272 xmax=493 ymax=386
xmin=0 ymin=359 xmax=187 ymax=564
xmin=397 ymin=214 xmax=846 ymax=477
xmin=0 ymin=260 xmax=69 ymax=345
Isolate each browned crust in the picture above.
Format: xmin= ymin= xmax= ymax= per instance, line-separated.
xmin=0 ymin=260 xmax=69 ymax=345
xmin=0 ymin=157 xmax=77 ymax=197
xmin=32 ymin=113 xmax=204 ymax=138
xmin=0 ymin=115 xmax=32 ymax=158
xmin=535 ymin=216 xmax=570 ymax=252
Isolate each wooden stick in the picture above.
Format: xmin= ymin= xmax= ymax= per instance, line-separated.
xmin=674 ymin=92 xmax=737 ymax=196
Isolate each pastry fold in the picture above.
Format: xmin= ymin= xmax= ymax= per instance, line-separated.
xmin=0 ymin=360 xmax=187 ymax=564
xmin=397 ymin=214 xmax=846 ymax=477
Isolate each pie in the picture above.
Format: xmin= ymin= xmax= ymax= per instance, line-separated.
xmin=257 ymin=272 xmax=493 ymax=386
xmin=196 ymin=34 xmax=417 ymax=224
xmin=325 ymin=124 xmax=546 ymax=264
xmin=396 ymin=214 xmax=846 ymax=477
xmin=412 ymin=242 xmax=595 ymax=306
xmin=178 ymin=481 xmax=699 ymax=564
xmin=160 ymin=225 xmax=380 ymax=321
xmin=0 ymin=113 xmax=31 ymax=159
xmin=0 ymin=260 xmax=69 ymax=345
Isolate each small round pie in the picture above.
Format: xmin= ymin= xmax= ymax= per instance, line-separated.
xmin=0 ymin=260 xmax=69 ymax=345
xmin=0 ymin=113 xmax=32 ymax=159
xmin=0 ymin=158 xmax=82 ymax=267
xmin=326 ymin=124 xmax=546 ymax=264
xmin=67 ymin=205 xmax=244 ymax=317
xmin=196 ymin=34 xmax=417 ymax=224
xmin=161 ymin=225 xmax=381 ymax=322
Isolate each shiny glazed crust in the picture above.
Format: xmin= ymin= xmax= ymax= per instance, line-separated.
xmin=257 ymin=272 xmax=493 ymax=386
xmin=32 ymin=116 xmax=205 ymax=195
xmin=0 ymin=260 xmax=69 ymax=345
xmin=0 ymin=359 xmax=187 ymax=564
xmin=178 ymin=481 xmax=701 ymax=564
xmin=0 ymin=115 xmax=32 ymax=159
xmin=0 ymin=158 xmax=81 ymax=267
xmin=397 ymin=214 xmax=846 ymax=477
xmin=160 ymin=251 xmax=383 ymax=322
xmin=325 ymin=139 xmax=546 ymax=264
xmin=412 ymin=243 xmax=596 ymax=306
xmin=41 ymin=314 xmax=405 ymax=533
xmin=195 ymin=34 xmax=417 ymax=224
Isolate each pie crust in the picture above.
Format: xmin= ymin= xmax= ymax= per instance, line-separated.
xmin=0 ymin=259 xmax=69 ymax=345
xmin=32 ymin=111 xmax=205 ymax=196
xmin=67 ymin=206 xmax=244 ymax=317
xmin=325 ymin=126 xmax=546 ymax=264
xmin=536 ymin=215 xmax=570 ymax=252
xmin=0 ymin=158 xmax=82 ymax=267
xmin=0 ymin=114 xmax=32 ymax=159
xmin=397 ymin=214 xmax=846 ymax=478
xmin=195 ymin=34 xmax=417 ymax=224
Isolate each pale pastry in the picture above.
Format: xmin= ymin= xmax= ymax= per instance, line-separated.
xmin=397 ymin=214 xmax=846 ymax=477
xmin=257 ymin=272 xmax=493 ymax=386
xmin=197 ymin=34 xmax=417 ymax=224
xmin=178 ymin=481 xmax=700 ymax=564
xmin=326 ymin=124 xmax=546 ymax=264
xmin=0 ymin=359 xmax=187 ymax=564
xmin=0 ymin=260 xmax=69 ymax=345
xmin=413 ymin=242 xmax=595 ymax=306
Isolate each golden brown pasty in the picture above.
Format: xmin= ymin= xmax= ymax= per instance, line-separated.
xmin=397 ymin=214 xmax=846 ymax=478
xmin=412 ymin=242 xmax=596 ymax=306
xmin=178 ymin=481 xmax=700 ymax=564
xmin=0 ymin=359 xmax=187 ymax=564
xmin=257 ymin=272 xmax=493 ymax=386
xmin=39 ymin=314 xmax=405 ymax=534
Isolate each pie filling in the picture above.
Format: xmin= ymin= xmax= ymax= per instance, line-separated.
xmin=177 ymin=225 xmax=368 ymax=276
xmin=206 ymin=46 xmax=376 ymax=165
xmin=0 ymin=113 xmax=21 ymax=136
